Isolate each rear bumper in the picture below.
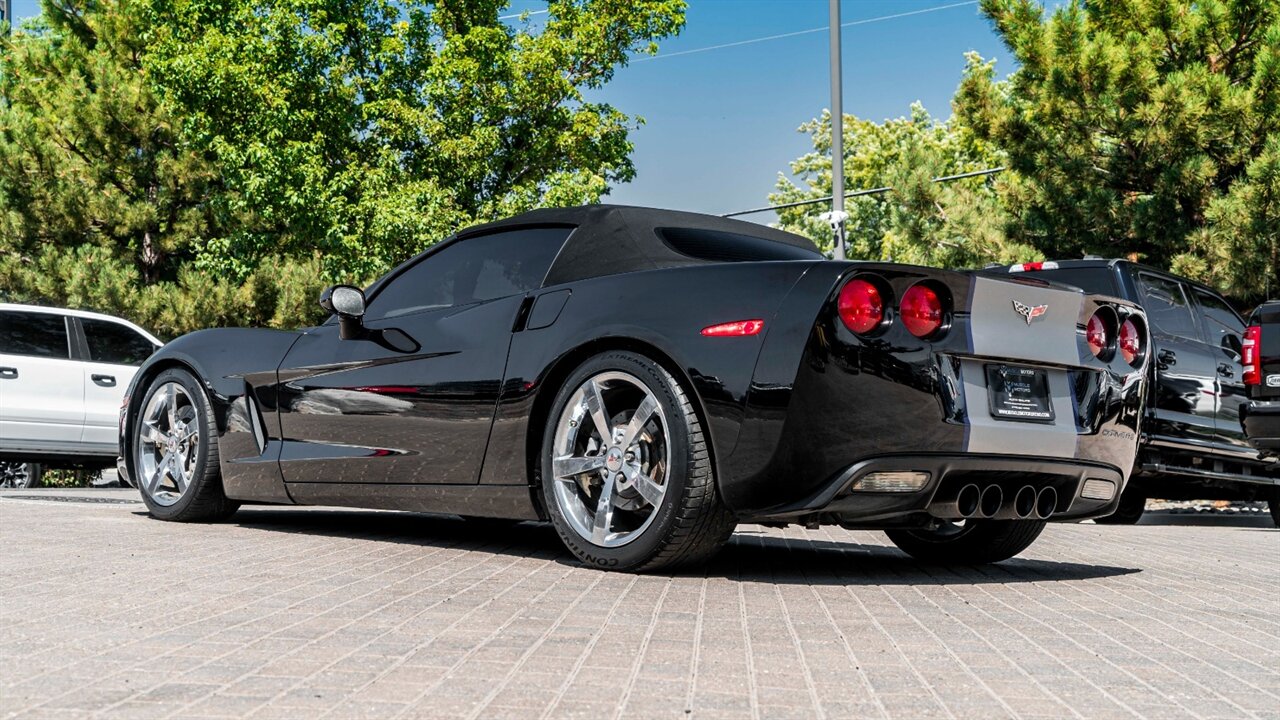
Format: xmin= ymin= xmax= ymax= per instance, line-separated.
xmin=1243 ymin=400 xmax=1280 ymax=454
xmin=742 ymin=453 xmax=1125 ymax=526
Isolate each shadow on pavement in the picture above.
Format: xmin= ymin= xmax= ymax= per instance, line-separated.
xmin=206 ymin=507 xmax=1140 ymax=586
xmin=1135 ymin=512 xmax=1275 ymax=529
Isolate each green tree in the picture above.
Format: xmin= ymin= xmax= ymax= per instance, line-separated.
xmin=0 ymin=0 xmax=685 ymax=334
xmin=956 ymin=0 xmax=1280 ymax=300
xmin=141 ymin=0 xmax=686 ymax=279
xmin=0 ymin=0 xmax=217 ymax=285
xmin=771 ymin=100 xmax=1038 ymax=268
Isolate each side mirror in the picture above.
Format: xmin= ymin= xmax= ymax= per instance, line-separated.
xmin=319 ymin=285 xmax=367 ymax=340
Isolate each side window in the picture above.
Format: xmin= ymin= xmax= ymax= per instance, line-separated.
xmin=82 ymin=318 xmax=157 ymax=366
xmin=366 ymin=227 xmax=572 ymax=321
xmin=1192 ymin=288 xmax=1244 ymax=350
xmin=0 ymin=311 xmax=70 ymax=359
xmin=1137 ymin=274 xmax=1200 ymax=340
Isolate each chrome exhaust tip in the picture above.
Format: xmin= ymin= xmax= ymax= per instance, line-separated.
xmin=978 ymin=484 xmax=1003 ymax=519
xmin=928 ymin=483 xmax=983 ymax=519
xmin=1035 ymin=486 xmax=1059 ymax=519
xmin=956 ymin=483 xmax=982 ymax=518
xmin=1014 ymin=485 xmax=1037 ymax=519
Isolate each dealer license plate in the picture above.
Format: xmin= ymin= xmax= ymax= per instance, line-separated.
xmin=985 ymin=364 xmax=1054 ymax=423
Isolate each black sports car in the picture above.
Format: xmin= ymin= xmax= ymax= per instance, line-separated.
xmin=118 ymin=205 xmax=1150 ymax=571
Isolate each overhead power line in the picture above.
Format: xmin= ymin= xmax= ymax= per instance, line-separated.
xmin=498 ymin=8 xmax=549 ymax=20
xmin=633 ymin=1 xmax=978 ymax=63
xmin=721 ymin=166 xmax=1005 ymax=218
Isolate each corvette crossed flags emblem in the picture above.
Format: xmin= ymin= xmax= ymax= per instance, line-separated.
xmin=1012 ymin=300 xmax=1049 ymax=325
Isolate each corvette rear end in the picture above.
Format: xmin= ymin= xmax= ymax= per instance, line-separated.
xmin=725 ymin=263 xmax=1148 ymax=552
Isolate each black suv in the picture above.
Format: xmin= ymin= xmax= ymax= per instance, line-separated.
xmin=984 ymin=259 xmax=1280 ymax=525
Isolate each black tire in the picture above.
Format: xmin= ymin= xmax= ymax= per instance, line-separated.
xmin=1093 ymin=488 xmax=1146 ymax=525
xmin=134 ymin=368 xmax=239 ymax=522
xmin=0 ymin=462 xmax=42 ymax=489
xmin=1267 ymin=489 xmax=1280 ymax=529
xmin=885 ymin=519 xmax=1047 ymax=564
xmin=538 ymin=351 xmax=736 ymax=572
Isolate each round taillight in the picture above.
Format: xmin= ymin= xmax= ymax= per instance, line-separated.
xmin=900 ymin=284 xmax=944 ymax=338
xmin=838 ymin=278 xmax=884 ymax=334
xmin=1119 ymin=318 xmax=1143 ymax=366
xmin=1086 ymin=311 xmax=1110 ymax=358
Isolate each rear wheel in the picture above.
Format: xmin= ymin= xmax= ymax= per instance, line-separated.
xmin=134 ymin=368 xmax=239 ymax=522
xmin=0 ymin=462 xmax=42 ymax=489
xmin=1094 ymin=488 xmax=1146 ymax=525
xmin=885 ymin=519 xmax=1046 ymax=564
xmin=539 ymin=352 xmax=735 ymax=572
xmin=1267 ymin=488 xmax=1280 ymax=529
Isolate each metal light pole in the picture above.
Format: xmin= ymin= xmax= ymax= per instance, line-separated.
xmin=823 ymin=0 xmax=848 ymax=260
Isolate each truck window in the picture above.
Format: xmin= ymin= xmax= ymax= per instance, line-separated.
xmin=1022 ymin=268 xmax=1118 ymax=296
xmin=1192 ymin=288 xmax=1244 ymax=350
xmin=1137 ymin=273 xmax=1201 ymax=341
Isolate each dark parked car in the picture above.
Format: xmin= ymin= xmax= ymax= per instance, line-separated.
xmin=984 ymin=259 xmax=1280 ymax=526
xmin=118 ymin=206 xmax=1150 ymax=571
xmin=1241 ymin=300 xmax=1280 ymax=525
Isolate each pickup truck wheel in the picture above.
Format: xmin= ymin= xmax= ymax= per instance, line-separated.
xmin=884 ymin=519 xmax=1046 ymax=564
xmin=539 ymin=352 xmax=736 ymax=572
xmin=1094 ymin=488 xmax=1146 ymax=525
xmin=0 ymin=462 xmax=42 ymax=489
xmin=134 ymin=368 xmax=239 ymax=522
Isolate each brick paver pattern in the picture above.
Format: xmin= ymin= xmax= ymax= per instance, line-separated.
xmin=1 ymin=490 xmax=1277 ymax=719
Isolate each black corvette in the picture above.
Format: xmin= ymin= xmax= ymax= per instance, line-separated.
xmin=118 ymin=205 xmax=1150 ymax=571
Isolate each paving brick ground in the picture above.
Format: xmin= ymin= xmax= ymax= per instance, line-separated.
xmin=1 ymin=488 xmax=1277 ymax=720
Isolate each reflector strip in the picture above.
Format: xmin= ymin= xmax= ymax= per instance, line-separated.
xmin=700 ymin=319 xmax=765 ymax=337
xmin=1082 ymin=478 xmax=1116 ymax=501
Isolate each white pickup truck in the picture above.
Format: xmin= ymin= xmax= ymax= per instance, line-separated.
xmin=0 ymin=303 xmax=162 ymax=487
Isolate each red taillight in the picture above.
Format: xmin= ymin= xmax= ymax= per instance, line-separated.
xmin=900 ymin=284 xmax=944 ymax=338
xmin=701 ymin=319 xmax=765 ymax=337
xmin=838 ymin=279 xmax=884 ymax=334
xmin=1118 ymin=318 xmax=1143 ymax=366
xmin=1086 ymin=312 xmax=1110 ymax=358
xmin=1243 ymin=325 xmax=1262 ymax=385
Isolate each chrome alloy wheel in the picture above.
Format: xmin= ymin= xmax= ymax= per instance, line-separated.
xmin=135 ymin=382 xmax=200 ymax=507
xmin=551 ymin=371 xmax=670 ymax=548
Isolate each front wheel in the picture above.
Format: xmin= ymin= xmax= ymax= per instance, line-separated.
xmin=539 ymin=352 xmax=736 ymax=572
xmin=133 ymin=368 xmax=239 ymax=522
xmin=885 ymin=519 xmax=1047 ymax=564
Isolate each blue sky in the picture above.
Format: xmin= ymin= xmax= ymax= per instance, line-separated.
xmin=9 ymin=0 xmax=1014 ymax=223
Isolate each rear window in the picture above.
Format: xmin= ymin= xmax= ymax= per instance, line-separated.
xmin=1021 ymin=268 xmax=1118 ymax=297
xmin=83 ymin=318 xmax=157 ymax=366
xmin=0 ymin=310 xmax=70 ymax=359
xmin=658 ymin=227 xmax=822 ymax=263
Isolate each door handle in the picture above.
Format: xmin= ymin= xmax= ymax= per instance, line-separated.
xmin=91 ymin=374 xmax=117 ymax=387
xmin=0 ymin=366 xmax=16 ymax=379
xmin=1217 ymin=363 xmax=1235 ymax=378
xmin=1157 ymin=349 xmax=1177 ymax=367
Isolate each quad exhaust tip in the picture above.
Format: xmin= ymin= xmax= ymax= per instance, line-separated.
xmin=955 ymin=483 xmax=981 ymax=518
xmin=1035 ymin=486 xmax=1058 ymax=519
xmin=978 ymin=484 xmax=1003 ymax=518
xmin=931 ymin=483 xmax=1059 ymax=521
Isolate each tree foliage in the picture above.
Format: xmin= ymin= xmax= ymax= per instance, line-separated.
xmin=771 ymin=99 xmax=1040 ymax=268
xmin=956 ymin=0 xmax=1280 ymax=300
xmin=0 ymin=0 xmax=685 ymax=335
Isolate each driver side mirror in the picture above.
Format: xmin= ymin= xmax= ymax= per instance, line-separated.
xmin=319 ymin=285 xmax=367 ymax=341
